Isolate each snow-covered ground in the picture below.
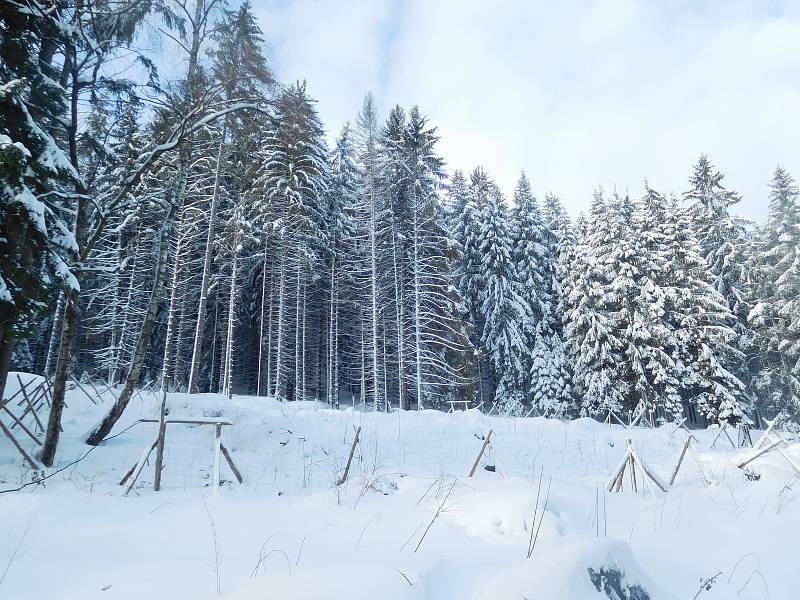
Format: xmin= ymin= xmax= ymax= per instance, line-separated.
xmin=1 ymin=373 xmax=798 ymax=600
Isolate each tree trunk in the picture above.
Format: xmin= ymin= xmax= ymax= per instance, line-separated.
xmin=412 ymin=192 xmax=424 ymax=410
xmin=301 ymin=282 xmax=307 ymax=402
xmin=39 ymin=286 xmax=77 ymax=465
xmin=327 ymin=255 xmax=336 ymax=406
xmin=257 ymin=242 xmax=270 ymax=396
xmin=0 ymin=329 xmax=15 ymax=401
xmin=43 ymin=292 xmax=64 ymax=377
xmin=274 ymin=244 xmax=287 ymax=400
xmin=188 ymin=125 xmax=226 ymax=393
xmin=266 ymin=260 xmax=275 ymax=397
xmin=294 ymin=267 xmax=302 ymax=401
xmin=369 ymin=184 xmax=382 ymax=411
xmin=391 ymin=217 xmax=407 ymax=410
xmin=153 ymin=216 xmax=186 ymax=491
xmin=222 ymin=249 xmax=238 ymax=398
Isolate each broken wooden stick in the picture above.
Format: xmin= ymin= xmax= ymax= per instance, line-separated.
xmin=670 ymin=435 xmax=692 ymax=486
xmin=337 ymin=426 xmax=361 ymax=485
xmin=220 ymin=444 xmax=243 ymax=484
xmin=738 ymin=438 xmax=785 ymax=469
xmin=468 ymin=429 xmax=493 ymax=477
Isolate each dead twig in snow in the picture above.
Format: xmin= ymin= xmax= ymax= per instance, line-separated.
xmin=0 ymin=515 xmax=35 ymax=587
xmin=202 ymin=497 xmax=222 ymax=596
xmin=249 ymin=533 xmax=291 ymax=578
xmin=414 ymin=478 xmax=456 ymax=553
xmin=395 ymin=569 xmax=413 ymax=586
xmin=727 ymin=554 xmax=770 ymax=600
xmin=693 ymin=571 xmax=723 ymax=599
xmin=527 ymin=473 xmax=552 ymax=558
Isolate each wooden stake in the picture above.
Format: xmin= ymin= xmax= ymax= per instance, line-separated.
xmin=468 ymin=430 xmax=493 ymax=477
xmin=738 ymin=439 xmax=785 ymax=469
xmin=124 ymin=438 xmax=159 ymax=496
xmin=71 ymin=379 xmax=99 ymax=405
xmin=710 ymin=421 xmax=736 ymax=450
xmin=153 ymin=389 xmax=169 ymax=492
xmin=1 ymin=401 xmax=42 ymax=445
xmin=0 ymin=418 xmax=39 ymax=469
xmin=119 ymin=440 xmax=158 ymax=486
xmin=606 ymin=451 xmax=631 ymax=492
xmin=219 ymin=443 xmax=243 ymax=484
xmin=753 ymin=418 xmax=781 ymax=451
xmin=213 ymin=423 xmax=222 ymax=494
xmin=670 ymin=435 xmax=692 ymax=486
xmin=627 ymin=442 xmax=668 ymax=493
xmin=6 ymin=376 xmax=37 ymax=407
xmin=16 ymin=374 xmax=44 ymax=433
xmin=337 ymin=426 xmax=361 ymax=485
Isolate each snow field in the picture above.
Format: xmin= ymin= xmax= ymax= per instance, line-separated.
xmin=0 ymin=374 xmax=798 ymax=599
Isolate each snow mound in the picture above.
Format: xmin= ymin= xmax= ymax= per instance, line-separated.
xmin=445 ymin=479 xmax=564 ymax=542
xmin=473 ymin=538 xmax=676 ymax=600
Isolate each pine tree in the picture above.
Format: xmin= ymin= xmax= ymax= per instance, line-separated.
xmin=539 ymin=193 xmax=575 ymax=414
xmin=323 ymin=124 xmax=359 ymax=407
xmin=402 ymin=106 xmax=469 ymax=408
xmin=749 ymin=166 xmax=800 ymax=423
xmin=0 ymin=2 xmax=77 ymax=397
xmin=351 ymin=93 xmax=385 ymax=409
xmin=664 ymin=197 xmax=749 ymax=422
xmin=564 ymin=190 xmax=626 ymax=416
xmin=254 ymin=82 xmax=328 ymax=401
xmin=683 ymin=154 xmax=754 ymax=401
xmin=188 ymin=0 xmax=273 ymax=393
xmin=510 ymin=172 xmax=550 ymax=405
xmin=477 ymin=184 xmax=529 ymax=414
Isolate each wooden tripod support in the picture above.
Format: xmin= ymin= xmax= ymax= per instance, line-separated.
xmin=606 ymin=439 xmax=668 ymax=496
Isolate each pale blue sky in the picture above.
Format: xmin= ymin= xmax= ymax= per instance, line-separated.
xmin=249 ymin=1 xmax=800 ymax=221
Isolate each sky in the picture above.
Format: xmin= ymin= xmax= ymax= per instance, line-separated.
xmin=250 ymin=0 xmax=800 ymax=221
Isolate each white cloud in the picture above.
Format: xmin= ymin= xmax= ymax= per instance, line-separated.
xmin=254 ymin=0 xmax=800 ymax=220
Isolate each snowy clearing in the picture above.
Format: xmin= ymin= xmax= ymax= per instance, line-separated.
xmin=0 ymin=373 xmax=798 ymax=600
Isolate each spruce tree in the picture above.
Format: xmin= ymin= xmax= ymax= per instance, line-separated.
xmin=0 ymin=2 xmax=77 ymax=397
xmin=664 ymin=197 xmax=749 ymax=422
xmin=683 ymin=154 xmax=753 ymax=400
xmin=477 ymin=184 xmax=529 ymax=414
xmin=510 ymin=172 xmax=552 ymax=405
xmin=564 ymin=190 xmax=626 ymax=416
xmin=749 ymin=166 xmax=800 ymax=423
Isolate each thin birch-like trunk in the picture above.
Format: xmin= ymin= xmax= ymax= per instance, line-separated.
xmin=274 ymin=244 xmax=287 ymax=400
xmin=188 ymin=123 xmax=227 ymax=393
xmin=369 ymin=182 xmax=382 ymax=411
xmin=412 ymin=189 xmax=424 ymax=409
xmin=44 ymin=292 xmax=65 ymax=377
xmin=222 ymin=249 xmax=238 ymax=399
xmin=257 ymin=242 xmax=269 ymax=396
xmin=294 ymin=266 xmax=302 ymax=401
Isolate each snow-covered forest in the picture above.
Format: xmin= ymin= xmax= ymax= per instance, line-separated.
xmin=2 ymin=2 xmax=800 ymax=599
xmin=2 ymin=0 xmax=799 ymax=461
